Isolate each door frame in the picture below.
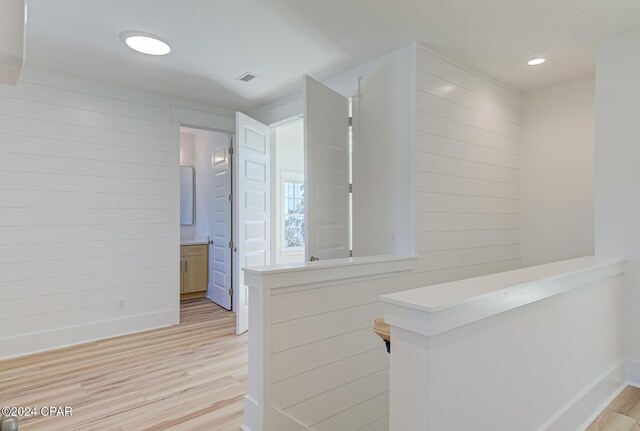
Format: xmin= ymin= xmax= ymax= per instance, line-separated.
xmin=172 ymin=118 xmax=235 ymax=321
xmin=249 ymin=77 xmax=360 ymax=256
xmin=268 ymin=115 xmax=304 ymax=263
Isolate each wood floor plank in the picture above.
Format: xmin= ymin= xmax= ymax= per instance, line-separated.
xmin=0 ymin=299 xmax=247 ymax=431
xmin=610 ymin=387 xmax=640 ymax=416
xmin=589 ymin=387 xmax=640 ymax=431
xmin=587 ymin=410 xmax=637 ymax=431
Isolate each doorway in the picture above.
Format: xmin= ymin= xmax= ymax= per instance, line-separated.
xmin=232 ymin=75 xmax=354 ymax=334
xmin=179 ymin=126 xmax=234 ymax=314
xmin=272 ymin=117 xmax=306 ymax=265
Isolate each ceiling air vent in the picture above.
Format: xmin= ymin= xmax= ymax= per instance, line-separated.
xmin=237 ymin=72 xmax=257 ymax=83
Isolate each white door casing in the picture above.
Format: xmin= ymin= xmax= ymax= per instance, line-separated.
xmin=304 ymin=75 xmax=351 ymax=261
xmin=208 ymin=134 xmax=232 ymax=310
xmin=234 ymin=112 xmax=271 ymax=334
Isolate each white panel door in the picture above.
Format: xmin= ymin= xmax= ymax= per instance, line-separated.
xmin=235 ymin=112 xmax=270 ymax=334
xmin=208 ymin=134 xmax=232 ymax=310
xmin=304 ymin=75 xmax=350 ymax=261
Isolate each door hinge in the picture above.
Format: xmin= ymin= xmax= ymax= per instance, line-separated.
xmin=348 ymin=117 xmax=353 ymax=127
xmin=228 ymin=288 xmax=233 ymax=296
xmin=229 ymin=146 xmax=234 ymax=156
xmin=228 ymin=193 xmax=233 ymax=202
xmin=228 ymin=240 xmax=233 ymax=249
xmin=349 ymin=184 xmax=353 ymax=193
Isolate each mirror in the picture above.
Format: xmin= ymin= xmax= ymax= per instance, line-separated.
xmin=180 ymin=166 xmax=195 ymax=225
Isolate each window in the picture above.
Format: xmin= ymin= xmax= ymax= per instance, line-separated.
xmin=283 ymin=180 xmax=305 ymax=249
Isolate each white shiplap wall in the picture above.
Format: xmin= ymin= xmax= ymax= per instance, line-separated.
xmin=270 ymin=278 xmax=394 ymax=430
xmin=415 ymin=46 xmax=522 ymax=273
xmin=0 ymin=68 xmax=233 ymax=359
xmin=247 ymin=45 xmax=522 ymax=431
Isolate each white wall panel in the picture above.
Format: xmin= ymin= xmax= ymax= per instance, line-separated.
xmin=595 ymin=28 xmax=640 ymax=362
xmin=311 ymin=392 xmax=389 ymax=431
xmin=0 ymin=238 xmax=172 ymax=264
xmin=272 ymin=348 xmax=388 ymax=410
xmin=417 ymin=152 xmax=520 ymax=184
xmin=0 ymin=134 xmax=173 ymax=165
xmin=0 ymin=116 xmax=172 ymax=151
xmin=417 ymin=192 xmax=520 ymax=213
xmin=0 ymin=171 xmax=172 ymax=195
xmin=416 ymin=71 xmax=521 ymax=124
xmin=416 ymin=48 xmax=521 ymax=110
xmin=358 ymin=415 xmax=389 ymax=431
xmin=418 ymin=92 xmax=521 ymax=139
xmin=0 ymin=67 xmax=233 ymax=359
xmin=0 ymin=81 xmax=172 ymax=122
xmin=416 ymin=229 xmax=520 ymax=252
xmin=521 ymin=76 xmax=595 ymax=266
xmin=271 ymin=328 xmax=382 ymax=383
xmin=283 ymin=369 xmax=389 ymax=428
xmin=418 ymin=132 xmax=520 ymax=169
xmin=1 ymin=268 xmax=172 ymax=300
xmin=415 ymin=45 xmax=521 ymax=281
xmin=416 ymin=212 xmax=520 ymax=232
xmin=0 ymin=190 xmax=171 ymax=209
xmin=416 ymin=244 xmax=521 ymax=272
xmin=417 ymin=172 xmax=520 ymax=199
xmin=0 ymin=96 xmax=172 ymax=137
xmin=271 ymin=302 xmax=382 ymax=353
xmin=0 ymin=223 xmax=171 ymax=244
xmin=0 ymin=295 xmax=174 ymax=339
xmin=0 ymin=253 xmax=173 ymax=282
xmin=418 ymin=111 xmax=520 ymax=154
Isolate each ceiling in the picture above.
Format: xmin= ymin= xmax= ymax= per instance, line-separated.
xmin=24 ymin=0 xmax=640 ymax=110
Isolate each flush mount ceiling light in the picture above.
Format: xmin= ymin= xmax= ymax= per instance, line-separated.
xmin=527 ymin=57 xmax=547 ymax=66
xmin=121 ymin=32 xmax=171 ymax=56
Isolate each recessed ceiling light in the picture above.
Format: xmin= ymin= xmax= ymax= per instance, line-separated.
xmin=527 ymin=57 xmax=547 ymax=66
xmin=121 ymin=32 xmax=171 ymax=56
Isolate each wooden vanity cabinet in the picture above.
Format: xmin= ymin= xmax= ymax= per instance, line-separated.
xmin=180 ymin=244 xmax=208 ymax=298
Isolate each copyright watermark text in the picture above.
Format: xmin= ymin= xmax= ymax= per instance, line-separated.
xmin=1 ymin=406 xmax=72 ymax=417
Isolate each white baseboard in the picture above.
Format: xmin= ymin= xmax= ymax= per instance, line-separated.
xmin=0 ymin=310 xmax=175 ymax=361
xmin=268 ymin=407 xmax=308 ymax=431
xmin=625 ymin=359 xmax=640 ymax=387
xmin=543 ymin=360 xmax=635 ymax=431
xmin=243 ymin=395 xmax=310 ymax=431
xmin=243 ymin=396 xmax=262 ymax=431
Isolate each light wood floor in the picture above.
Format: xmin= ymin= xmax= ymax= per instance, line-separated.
xmin=588 ymin=386 xmax=640 ymax=431
xmin=0 ymin=299 xmax=247 ymax=431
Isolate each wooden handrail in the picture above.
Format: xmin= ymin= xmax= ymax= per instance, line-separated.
xmin=373 ymin=317 xmax=391 ymax=353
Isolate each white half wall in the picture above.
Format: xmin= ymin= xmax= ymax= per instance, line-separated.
xmin=0 ymin=67 xmax=233 ymax=359
xmin=595 ymin=26 xmax=640 ymax=362
xmin=243 ymin=256 xmax=417 ymax=431
xmin=383 ymin=257 xmax=626 ymax=431
xmin=520 ymin=76 xmax=595 ymax=267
